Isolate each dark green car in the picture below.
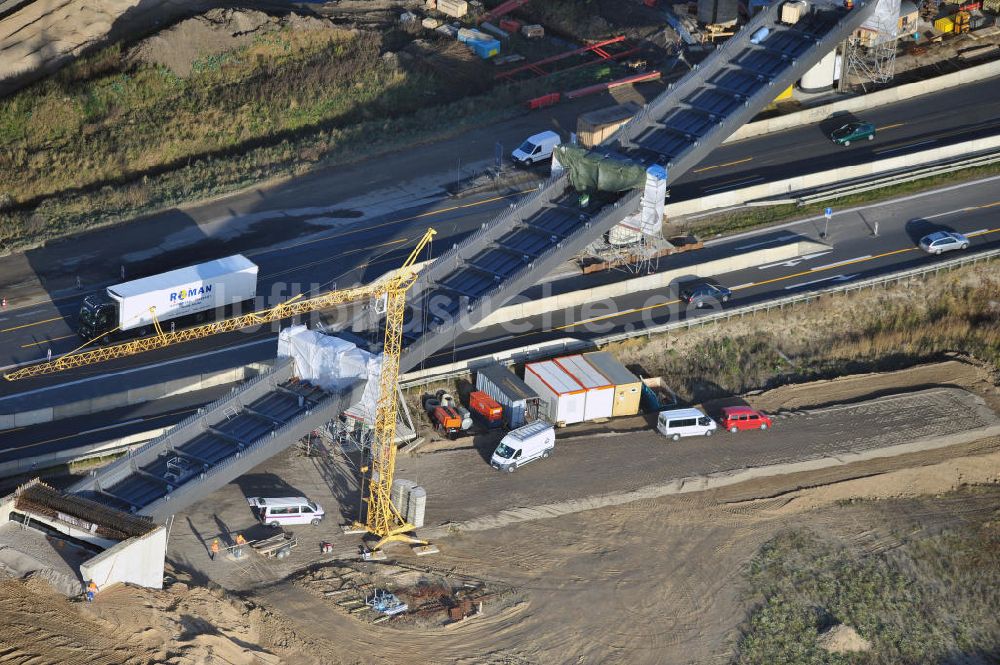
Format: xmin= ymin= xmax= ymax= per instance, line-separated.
xmin=830 ymin=120 xmax=876 ymax=146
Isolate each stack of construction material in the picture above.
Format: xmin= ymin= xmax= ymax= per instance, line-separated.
xmin=577 ymin=102 xmax=641 ymax=148
xmin=390 ymin=479 xmax=426 ymax=528
xmin=438 ymin=0 xmax=469 ymax=18
xmin=406 ymin=487 xmax=427 ymax=528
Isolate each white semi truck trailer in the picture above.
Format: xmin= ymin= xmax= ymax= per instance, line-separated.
xmin=77 ymin=255 xmax=259 ymax=342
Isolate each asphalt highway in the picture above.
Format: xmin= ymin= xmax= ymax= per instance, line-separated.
xmin=2 ymin=75 xmax=999 ymax=379
xmin=427 ymin=177 xmax=1000 ymax=368
xmin=3 ymin=176 xmax=997 ymax=462
xmin=669 ymin=73 xmax=1000 ymax=199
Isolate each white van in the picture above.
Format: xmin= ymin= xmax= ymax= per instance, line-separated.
xmin=247 ymin=496 xmax=325 ymax=526
xmin=491 ymin=420 xmax=555 ymax=472
xmin=656 ymin=408 xmax=717 ymax=441
xmin=511 ymin=130 xmax=560 ymax=166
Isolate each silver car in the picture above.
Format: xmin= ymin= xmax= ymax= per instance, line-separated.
xmin=919 ymin=231 xmax=969 ymax=255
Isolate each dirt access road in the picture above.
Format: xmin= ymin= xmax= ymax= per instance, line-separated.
xmin=1 ymin=441 xmax=997 ymax=665
xmin=163 ymin=360 xmax=1000 ymax=590
xmin=1 ymin=360 xmax=998 ymax=664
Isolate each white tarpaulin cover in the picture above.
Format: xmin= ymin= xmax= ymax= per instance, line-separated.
xmin=277 ymin=326 xmax=382 ymax=414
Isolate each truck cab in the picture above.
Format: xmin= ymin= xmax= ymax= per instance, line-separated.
xmin=78 ymin=295 xmax=118 ymax=341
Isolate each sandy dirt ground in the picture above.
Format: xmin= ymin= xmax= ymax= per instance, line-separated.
xmin=0 ymin=439 xmax=997 ymax=665
xmin=0 ymin=0 xmax=205 ymax=94
xmin=1 ymin=361 xmax=998 ymax=664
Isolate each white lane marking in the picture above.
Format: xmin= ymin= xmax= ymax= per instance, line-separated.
xmin=703 ymin=176 xmax=764 ymax=194
xmin=15 ymin=310 xmax=44 ymax=318
xmin=810 ymin=255 xmax=870 ymax=271
xmin=701 ymin=173 xmax=1000 ymax=244
xmin=967 ymin=228 xmax=989 ymax=237
xmin=731 ymin=282 xmax=756 ymax=289
xmin=874 ymin=139 xmax=936 ymax=155
xmin=757 ymin=251 xmax=831 ymax=269
xmin=784 ymin=273 xmax=858 ymax=290
xmin=734 ymin=233 xmax=798 ymax=251
xmin=74 ymin=418 xmax=145 ymax=437
xmin=0 ymin=338 xmax=275 ymax=401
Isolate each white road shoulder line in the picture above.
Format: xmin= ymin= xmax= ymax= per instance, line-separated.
xmin=703 ymin=176 xmax=763 ymax=194
xmin=784 ymin=273 xmax=858 ymax=290
xmin=734 ymin=233 xmax=798 ymax=251
xmin=874 ymin=139 xmax=936 ymax=155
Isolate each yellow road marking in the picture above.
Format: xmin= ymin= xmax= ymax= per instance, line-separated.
xmin=877 ymin=122 xmax=905 ymax=131
xmin=261 ymin=237 xmax=409 ymax=280
xmin=0 ymin=316 xmax=63 ymax=334
xmin=21 ymin=333 xmax=75 ymax=349
xmin=691 ymin=157 xmax=753 ymax=173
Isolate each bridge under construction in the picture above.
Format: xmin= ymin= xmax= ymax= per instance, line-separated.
xmin=66 ymin=0 xmax=876 ymax=531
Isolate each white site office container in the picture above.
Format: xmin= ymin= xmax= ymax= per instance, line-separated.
xmin=524 ymin=360 xmax=586 ymax=425
xmin=554 ymin=354 xmax=615 ymax=421
xmin=109 ymin=255 xmax=258 ymax=330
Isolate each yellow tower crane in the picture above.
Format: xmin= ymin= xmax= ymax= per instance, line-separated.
xmin=5 ymin=229 xmax=437 ymax=554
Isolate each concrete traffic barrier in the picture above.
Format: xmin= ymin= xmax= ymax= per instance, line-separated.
xmin=724 ymin=59 xmax=1000 ymax=143
xmin=0 ymin=361 xmax=274 ymax=432
xmin=473 ymin=238 xmax=829 ymax=329
xmin=667 ymin=133 xmax=1000 ymax=217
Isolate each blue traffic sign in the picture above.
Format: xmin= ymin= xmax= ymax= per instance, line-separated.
xmin=824 ymin=207 xmax=833 ymax=217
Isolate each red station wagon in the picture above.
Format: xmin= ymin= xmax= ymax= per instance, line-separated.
xmin=720 ymin=406 xmax=772 ymax=433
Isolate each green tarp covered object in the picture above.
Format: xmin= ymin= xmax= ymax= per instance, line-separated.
xmin=554 ymin=144 xmax=647 ymax=194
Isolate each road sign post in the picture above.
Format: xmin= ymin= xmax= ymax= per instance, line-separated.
xmin=821 ymin=207 xmax=832 ymax=239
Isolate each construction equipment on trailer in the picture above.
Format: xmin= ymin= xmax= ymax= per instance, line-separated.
xmin=5 ymin=231 xmax=436 ymax=382
xmin=496 ymin=36 xmax=640 ymax=80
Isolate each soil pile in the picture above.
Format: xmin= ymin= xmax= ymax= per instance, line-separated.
xmin=0 ymin=570 xmax=322 ymax=664
xmin=128 ymin=8 xmax=333 ymax=77
xmin=817 ymin=623 xmax=872 ymax=653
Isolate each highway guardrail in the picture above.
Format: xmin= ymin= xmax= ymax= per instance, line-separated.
xmin=399 ymin=247 xmax=1000 ymax=389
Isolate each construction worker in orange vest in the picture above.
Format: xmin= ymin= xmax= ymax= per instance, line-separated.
xmin=210 ymin=538 xmax=220 ymax=561
xmin=234 ymin=533 xmax=247 ymax=559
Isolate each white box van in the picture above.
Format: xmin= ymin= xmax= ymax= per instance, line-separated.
xmin=656 ymin=408 xmax=717 ymax=441
xmin=511 ymin=130 xmax=560 ymax=166
xmin=490 ymin=420 xmax=555 ymax=472
xmin=247 ymin=496 xmax=325 ymax=526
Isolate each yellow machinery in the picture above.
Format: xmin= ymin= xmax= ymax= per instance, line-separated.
xmin=5 ymin=229 xmax=437 ymax=553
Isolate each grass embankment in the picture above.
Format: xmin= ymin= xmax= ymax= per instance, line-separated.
xmin=608 ymin=262 xmax=1000 ymax=403
xmin=687 ymin=161 xmax=1000 ymax=239
xmin=0 ymin=24 xmax=552 ymax=253
xmin=736 ymin=500 xmax=1000 ymax=664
